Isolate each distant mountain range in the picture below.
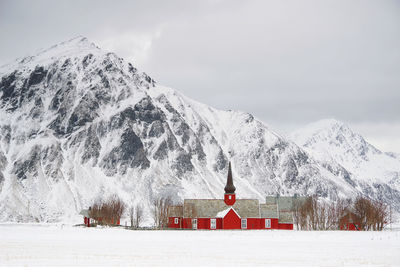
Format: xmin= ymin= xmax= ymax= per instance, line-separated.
xmin=0 ymin=37 xmax=398 ymax=223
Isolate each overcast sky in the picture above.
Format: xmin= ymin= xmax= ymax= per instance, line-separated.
xmin=1 ymin=0 xmax=399 ymax=152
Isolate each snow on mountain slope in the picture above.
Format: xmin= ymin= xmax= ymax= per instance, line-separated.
xmin=0 ymin=37 xmax=397 ymax=223
xmin=291 ymin=119 xmax=400 ymax=207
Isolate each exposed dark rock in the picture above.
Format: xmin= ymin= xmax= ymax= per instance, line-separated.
xmin=30 ymin=97 xmax=43 ymax=119
xmin=81 ymin=125 xmax=101 ymax=165
xmin=1 ymin=125 xmax=11 ymax=144
xmin=321 ymin=162 xmax=356 ymax=187
xmin=28 ymin=66 xmax=47 ymax=87
xmin=134 ymin=97 xmax=165 ymax=123
xmin=192 ymin=139 xmax=206 ymax=161
xmin=128 ymin=63 xmax=137 ymax=74
xmin=284 ymin=157 xmax=299 ymax=183
xmin=61 ymin=59 xmax=71 ymax=71
xmin=41 ymin=143 xmax=63 ymax=180
xmin=0 ymin=71 xmax=17 ymax=101
xmin=67 ymin=93 xmax=99 ymax=133
xmin=214 ymin=149 xmax=228 ymax=171
xmin=49 ymin=81 xmax=74 ymax=111
xmin=101 ymin=128 xmax=150 ymax=175
xmin=92 ymin=84 xmax=112 ymax=105
xmin=292 ymin=149 xmax=309 ymax=166
xmin=13 ymin=145 xmax=41 ymax=180
xmin=0 ymin=150 xmax=7 ymax=171
xmin=82 ymin=54 xmax=94 ymax=68
xmin=153 ymin=140 xmax=168 ymax=160
xmin=148 ymin=121 xmax=165 ymax=138
xmin=172 ymin=151 xmax=194 ymax=176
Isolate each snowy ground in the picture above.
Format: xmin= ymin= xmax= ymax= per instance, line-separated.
xmin=0 ymin=224 xmax=399 ymax=266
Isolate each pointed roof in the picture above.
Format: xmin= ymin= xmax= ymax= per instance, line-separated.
xmin=215 ymin=207 xmax=241 ymax=218
xmin=224 ymin=162 xmax=236 ymax=194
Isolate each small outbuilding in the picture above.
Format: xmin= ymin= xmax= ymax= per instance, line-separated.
xmin=79 ymin=209 xmax=92 ymax=227
xmin=339 ymin=210 xmax=360 ymax=231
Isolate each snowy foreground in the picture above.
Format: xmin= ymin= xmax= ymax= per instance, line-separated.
xmin=0 ymin=224 xmax=399 ymax=267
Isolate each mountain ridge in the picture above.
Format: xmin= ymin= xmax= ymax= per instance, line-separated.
xmin=0 ymin=37 xmax=398 ymax=224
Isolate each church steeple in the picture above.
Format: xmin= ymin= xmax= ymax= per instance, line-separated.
xmin=224 ymin=162 xmax=236 ymax=205
xmin=224 ymin=162 xmax=236 ymax=194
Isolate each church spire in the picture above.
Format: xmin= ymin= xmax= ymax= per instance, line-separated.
xmin=224 ymin=162 xmax=236 ymax=194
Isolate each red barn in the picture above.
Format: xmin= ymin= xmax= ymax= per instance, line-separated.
xmin=168 ymin=162 xmax=300 ymax=230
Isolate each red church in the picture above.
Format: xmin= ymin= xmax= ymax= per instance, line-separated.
xmin=167 ymin=162 xmax=297 ymax=230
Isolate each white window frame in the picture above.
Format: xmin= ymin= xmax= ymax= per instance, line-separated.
xmin=210 ymin=218 xmax=216 ymax=229
xmin=174 ymin=218 xmax=179 ymax=224
xmin=241 ymin=219 xmax=247 ymax=229
xmin=265 ymin=219 xmax=271 ymax=229
xmin=229 ymin=195 xmax=232 ymax=199
xmin=192 ymin=219 xmax=197 ymax=229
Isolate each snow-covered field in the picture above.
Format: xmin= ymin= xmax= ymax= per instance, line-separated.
xmin=0 ymin=224 xmax=399 ymax=267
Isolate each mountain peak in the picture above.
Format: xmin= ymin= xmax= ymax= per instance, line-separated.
xmin=0 ymin=36 xmax=101 ymax=72
xmin=290 ymin=118 xmax=349 ymax=142
xmin=48 ymin=36 xmax=98 ymax=50
xmin=306 ymin=118 xmax=346 ymax=131
xmin=33 ymin=36 xmax=100 ymax=59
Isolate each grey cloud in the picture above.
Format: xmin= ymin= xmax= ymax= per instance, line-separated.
xmin=1 ymin=0 xmax=399 ymax=151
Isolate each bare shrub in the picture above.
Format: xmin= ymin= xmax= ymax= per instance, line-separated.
xmin=135 ymin=204 xmax=143 ymax=228
xmin=89 ymin=195 xmax=125 ymax=226
xmin=353 ymin=196 xmax=389 ymax=231
xmin=129 ymin=204 xmax=144 ymax=228
xmin=297 ymin=196 xmax=351 ymax=230
xmin=153 ymin=196 xmax=172 ymax=229
xmin=296 ymin=195 xmax=388 ymax=231
xmin=129 ymin=206 xmax=134 ymax=228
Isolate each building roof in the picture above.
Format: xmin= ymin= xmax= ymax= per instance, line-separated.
xmin=279 ymin=211 xmax=294 ymax=224
xmin=260 ymin=204 xmax=278 ymax=218
xmin=266 ymin=195 xmax=308 ymax=211
xmin=183 ymin=199 xmax=260 ymax=218
xmin=168 ymin=206 xmax=183 ymax=217
xmin=79 ymin=209 xmax=89 ymax=217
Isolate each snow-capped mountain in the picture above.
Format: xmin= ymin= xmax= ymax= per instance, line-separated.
xmin=0 ymin=37 xmax=398 ymax=223
xmin=291 ymin=119 xmax=400 ymax=208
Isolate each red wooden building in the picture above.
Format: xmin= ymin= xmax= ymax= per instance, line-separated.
xmin=79 ymin=208 xmax=121 ymax=227
xmin=339 ymin=210 xmax=361 ymax=231
xmin=167 ymin=162 xmax=299 ymax=230
xmin=79 ymin=209 xmax=92 ymax=227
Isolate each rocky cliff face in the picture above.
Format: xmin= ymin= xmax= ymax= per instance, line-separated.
xmin=0 ymin=37 xmax=398 ymax=223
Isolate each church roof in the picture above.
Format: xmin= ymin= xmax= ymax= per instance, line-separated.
xmin=260 ymin=204 xmax=278 ymax=218
xmin=265 ymin=195 xmax=308 ymax=211
xmin=278 ymin=211 xmax=294 ymax=224
xmin=183 ymin=199 xmax=260 ymax=218
xmin=168 ymin=206 xmax=183 ymax=217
